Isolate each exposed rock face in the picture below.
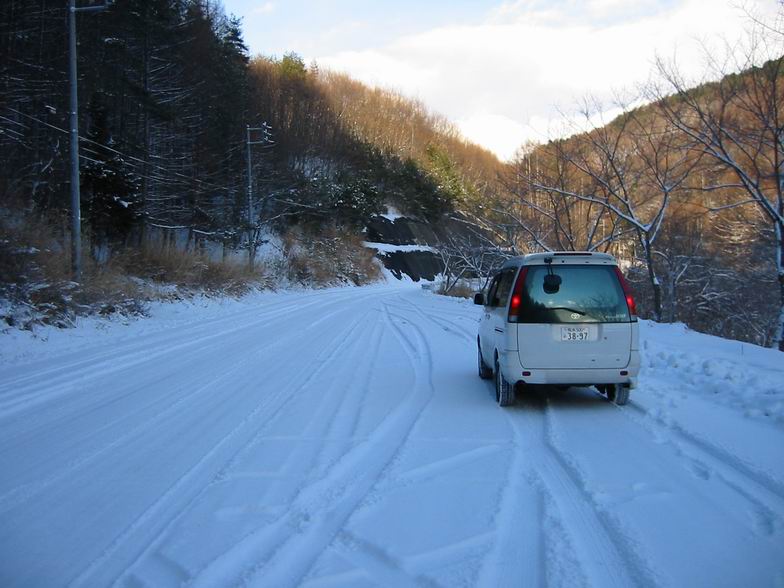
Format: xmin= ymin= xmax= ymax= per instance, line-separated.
xmin=364 ymin=213 xmax=485 ymax=282
xmin=365 ymin=216 xmax=442 ymax=246
xmin=364 ymin=216 xmax=442 ymax=282
xmin=373 ymin=250 xmax=442 ymax=281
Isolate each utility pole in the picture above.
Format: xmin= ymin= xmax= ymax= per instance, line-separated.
xmin=245 ymin=123 xmax=273 ymax=269
xmin=246 ymin=125 xmax=253 ymax=228
xmin=68 ymin=0 xmax=110 ymax=282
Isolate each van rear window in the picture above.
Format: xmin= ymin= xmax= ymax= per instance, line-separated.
xmin=518 ymin=265 xmax=630 ymax=324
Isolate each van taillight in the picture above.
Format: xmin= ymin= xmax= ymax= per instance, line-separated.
xmin=613 ymin=267 xmax=637 ymax=318
xmin=507 ymin=267 xmax=529 ymax=322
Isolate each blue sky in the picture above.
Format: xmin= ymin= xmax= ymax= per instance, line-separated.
xmin=221 ymin=0 xmax=781 ymax=160
xmin=221 ymin=0 xmax=488 ymax=57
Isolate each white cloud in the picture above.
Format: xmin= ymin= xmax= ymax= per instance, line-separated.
xmin=316 ymin=0 xmax=780 ymax=160
xmin=455 ymin=113 xmax=529 ymax=161
xmin=252 ymin=2 xmax=275 ymax=15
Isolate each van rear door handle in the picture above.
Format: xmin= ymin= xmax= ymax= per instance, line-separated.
xmin=494 ymin=328 xmax=504 ymax=333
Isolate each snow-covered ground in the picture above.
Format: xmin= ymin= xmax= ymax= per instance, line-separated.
xmin=0 ymin=284 xmax=782 ymax=587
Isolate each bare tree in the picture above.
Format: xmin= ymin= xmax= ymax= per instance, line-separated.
xmin=434 ymin=238 xmax=466 ymax=294
xmin=524 ymin=99 xmax=675 ymax=320
xmin=434 ymin=231 xmax=502 ymax=293
xmin=650 ymin=33 xmax=784 ymax=349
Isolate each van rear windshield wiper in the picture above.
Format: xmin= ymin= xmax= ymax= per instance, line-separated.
xmin=545 ymin=306 xmax=586 ymax=315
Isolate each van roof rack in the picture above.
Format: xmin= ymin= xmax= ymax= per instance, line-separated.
xmin=553 ymin=252 xmax=593 ymax=256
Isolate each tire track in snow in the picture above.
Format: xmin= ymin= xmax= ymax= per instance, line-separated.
xmin=0 ymin=292 xmax=376 ymax=517
xmin=313 ymin=307 xmax=386 ymax=477
xmin=0 ymin=289 xmax=375 ymax=459
xmin=510 ymin=392 xmax=654 ymax=588
xmin=475 ymin=407 xmax=544 ymax=588
xmin=544 ymin=387 xmax=784 ymax=585
xmin=328 ymin=531 xmax=442 ymax=588
xmin=0 ymin=288 xmax=361 ymax=392
xmin=386 ymin=294 xmax=474 ymax=342
xmin=0 ymin=292 xmax=364 ymax=419
xmin=220 ymin=305 xmax=380 ymax=512
xmin=187 ymin=300 xmax=437 ymax=588
xmin=0 ymin=296 xmax=312 ymax=393
xmin=301 ymin=532 xmax=495 ymax=588
xmin=66 ymin=292 xmax=378 ymax=588
xmin=112 ymin=310 xmax=376 ymax=586
xmin=622 ymin=402 xmax=784 ymax=526
xmin=241 ymin=301 xmax=436 ymax=586
xmin=378 ymin=444 xmax=505 ymax=493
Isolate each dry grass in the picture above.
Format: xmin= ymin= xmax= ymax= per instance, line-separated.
xmin=1 ymin=215 xmax=268 ymax=329
xmin=284 ymin=226 xmax=380 ymax=287
xmin=112 ymin=246 xmax=265 ymax=296
xmin=2 ymin=210 xmax=379 ymax=331
xmin=437 ymin=280 xmax=476 ymax=299
xmin=0 ymin=222 xmax=151 ymax=327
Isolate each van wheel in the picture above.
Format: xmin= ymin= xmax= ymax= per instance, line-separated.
xmin=494 ymin=357 xmax=515 ymax=407
xmin=614 ymin=386 xmax=630 ymax=406
xmin=478 ymin=340 xmax=493 ymax=380
xmin=605 ymin=384 xmax=630 ymax=406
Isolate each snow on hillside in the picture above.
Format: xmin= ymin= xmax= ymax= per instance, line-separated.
xmin=363 ymin=241 xmax=436 ymax=253
xmin=0 ymin=284 xmax=782 ymax=587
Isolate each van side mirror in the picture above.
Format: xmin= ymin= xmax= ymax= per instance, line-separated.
xmin=474 ymin=292 xmax=485 ymax=305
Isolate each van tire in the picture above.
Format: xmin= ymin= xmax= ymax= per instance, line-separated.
xmin=494 ymin=357 xmax=515 ymax=407
xmin=478 ymin=340 xmax=493 ymax=379
xmin=605 ymin=384 xmax=630 ymax=406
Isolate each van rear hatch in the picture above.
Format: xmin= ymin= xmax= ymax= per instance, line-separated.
xmin=513 ymin=264 xmax=633 ymax=369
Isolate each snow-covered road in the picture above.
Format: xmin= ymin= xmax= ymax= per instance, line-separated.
xmin=1 ymin=285 xmax=783 ymax=587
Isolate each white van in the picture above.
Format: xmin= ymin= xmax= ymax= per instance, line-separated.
xmin=475 ymin=252 xmax=640 ymax=406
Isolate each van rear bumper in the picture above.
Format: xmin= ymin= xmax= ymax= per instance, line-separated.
xmin=499 ymin=350 xmax=640 ymax=388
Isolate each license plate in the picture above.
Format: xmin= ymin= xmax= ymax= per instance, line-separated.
xmin=561 ymin=327 xmax=589 ymax=341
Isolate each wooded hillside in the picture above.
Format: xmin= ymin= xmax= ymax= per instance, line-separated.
xmin=0 ymin=0 xmax=500 ymax=322
xmin=486 ymin=52 xmax=784 ymax=349
xmin=0 ymin=0 xmax=498 ymax=244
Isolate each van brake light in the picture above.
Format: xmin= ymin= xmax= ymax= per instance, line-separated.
xmin=613 ymin=267 xmax=637 ymax=318
xmin=507 ymin=267 xmax=529 ymax=322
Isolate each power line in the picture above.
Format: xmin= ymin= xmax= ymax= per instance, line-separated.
xmin=4 ymin=106 xmax=241 ymax=196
